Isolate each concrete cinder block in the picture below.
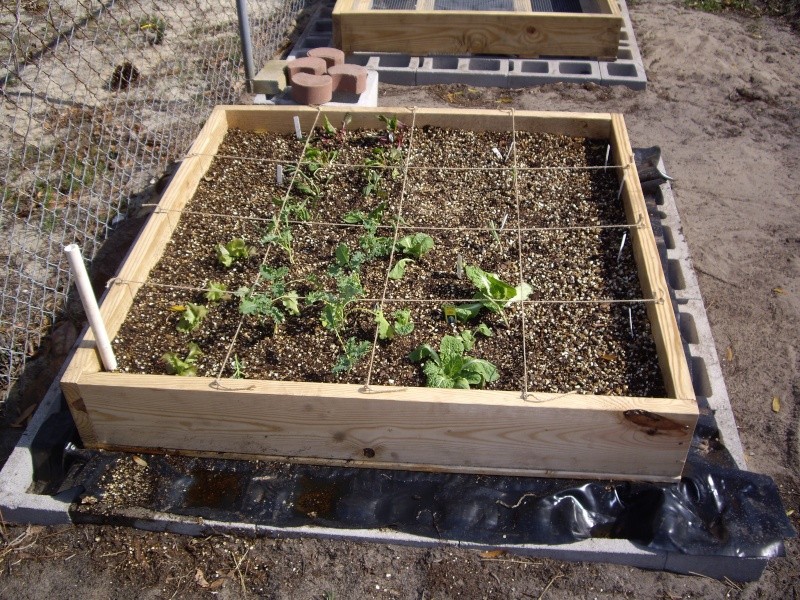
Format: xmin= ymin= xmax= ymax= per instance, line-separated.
xmin=417 ymin=56 xmax=509 ymax=87
xmin=252 ymin=60 xmax=288 ymax=96
xmin=263 ymin=70 xmax=379 ymax=108
xmin=600 ymin=0 xmax=647 ymax=89
xmin=286 ymin=0 xmax=647 ymax=90
xmin=352 ymin=53 xmax=417 ymax=86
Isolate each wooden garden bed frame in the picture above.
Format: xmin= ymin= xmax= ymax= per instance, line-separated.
xmin=61 ymin=106 xmax=697 ymax=482
xmin=332 ymin=0 xmax=623 ymax=59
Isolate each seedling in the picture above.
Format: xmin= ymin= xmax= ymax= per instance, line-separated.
xmin=410 ymin=334 xmax=499 ymax=389
xmin=308 ymin=271 xmax=410 ymax=372
xmin=332 ymin=337 xmax=371 ymax=374
xmin=307 ymin=271 xmax=365 ymax=341
xmin=375 ymin=308 xmax=414 ymax=340
xmin=237 ymin=265 xmax=300 ymax=334
xmin=231 ymin=354 xmax=246 ymax=379
xmin=362 ymin=168 xmax=385 ymax=199
xmin=216 ymin=238 xmax=251 ymax=268
xmin=458 ymin=323 xmax=493 ymax=351
xmin=162 ymin=343 xmax=202 ymax=376
xmin=388 ymin=258 xmax=412 ymax=280
xmin=176 ymin=303 xmax=208 ymax=334
xmin=205 ymin=281 xmax=230 ymax=302
xmin=343 ymin=203 xmax=393 ymax=263
xmin=397 ymin=233 xmax=434 ymax=259
xmin=460 ymin=264 xmax=532 ymax=324
xmin=377 ymin=114 xmax=407 ymax=148
xmin=318 ymin=113 xmax=352 ymax=146
xmin=262 ymin=211 xmax=296 ymax=264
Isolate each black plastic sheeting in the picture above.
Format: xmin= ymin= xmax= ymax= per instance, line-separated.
xmin=63 ymin=421 xmax=794 ymax=559
xmin=49 ymin=151 xmax=795 ymax=559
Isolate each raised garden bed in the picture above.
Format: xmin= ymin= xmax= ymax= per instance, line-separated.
xmin=332 ymin=0 xmax=623 ymax=59
xmin=62 ymin=106 xmax=697 ymax=482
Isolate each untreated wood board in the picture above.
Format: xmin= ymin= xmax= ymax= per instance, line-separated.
xmin=62 ymin=105 xmax=697 ymax=482
xmin=77 ymin=373 xmax=696 ymax=481
xmin=332 ymin=0 xmax=622 ymax=58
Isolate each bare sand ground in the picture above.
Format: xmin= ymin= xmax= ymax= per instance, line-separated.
xmin=1 ymin=1 xmax=798 ymax=597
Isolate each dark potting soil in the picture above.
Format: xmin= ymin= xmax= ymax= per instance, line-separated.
xmin=112 ymin=124 xmax=666 ymax=397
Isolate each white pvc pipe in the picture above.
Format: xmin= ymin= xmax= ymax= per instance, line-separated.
xmin=64 ymin=244 xmax=118 ymax=371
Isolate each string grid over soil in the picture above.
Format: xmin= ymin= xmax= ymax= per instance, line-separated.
xmin=113 ymin=119 xmax=665 ymax=397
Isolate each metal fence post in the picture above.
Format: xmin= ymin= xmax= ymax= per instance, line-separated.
xmin=236 ymin=0 xmax=256 ymax=92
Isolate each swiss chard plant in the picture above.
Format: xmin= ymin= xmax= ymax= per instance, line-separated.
xmin=409 ymin=333 xmax=499 ymax=389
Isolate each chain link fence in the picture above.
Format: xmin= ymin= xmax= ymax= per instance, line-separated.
xmin=0 ymin=0 xmax=313 ymax=407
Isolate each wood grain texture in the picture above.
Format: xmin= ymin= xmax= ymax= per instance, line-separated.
xmin=332 ymin=6 xmax=621 ymax=58
xmin=78 ymin=374 xmax=696 ymax=481
xmin=61 ymin=106 xmax=697 ymax=481
xmin=224 ymin=105 xmax=614 ymax=139
xmin=336 ymin=13 xmax=620 ymax=58
xmin=610 ymin=114 xmax=695 ymax=402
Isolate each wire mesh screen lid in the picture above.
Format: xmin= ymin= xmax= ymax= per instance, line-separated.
xmin=369 ymin=0 xmax=593 ymax=11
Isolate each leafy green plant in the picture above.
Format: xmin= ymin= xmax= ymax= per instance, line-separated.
xmin=459 ymin=323 xmax=493 ymax=351
xmin=308 ymin=271 xmax=364 ymax=338
xmin=375 ymin=309 xmax=414 ymax=340
xmin=262 ymin=213 xmax=295 ymax=264
xmin=362 ymin=167 xmax=385 ymax=199
xmin=397 ymin=233 xmax=434 ymax=259
xmin=237 ymin=265 xmax=300 ymax=333
xmin=410 ymin=334 xmax=499 ymax=389
xmin=162 ymin=343 xmax=202 ymax=376
xmin=205 ymin=282 xmax=230 ymax=302
xmin=231 ymin=354 xmax=245 ymax=379
xmin=176 ymin=303 xmax=208 ymax=333
xmin=388 ymin=258 xmax=412 ymax=280
xmin=341 ymin=203 xmax=393 ymax=266
xmin=459 ymin=264 xmax=532 ymax=324
xmin=332 ymin=337 xmax=371 ymax=374
xmin=217 ymin=238 xmax=251 ymax=268
xmin=274 ymin=195 xmax=311 ymax=221
xmin=377 ymin=114 xmax=406 ymax=148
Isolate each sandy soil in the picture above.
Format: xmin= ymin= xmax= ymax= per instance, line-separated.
xmin=1 ymin=0 xmax=799 ymax=597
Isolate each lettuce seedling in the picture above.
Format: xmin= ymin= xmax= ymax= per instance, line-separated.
xmin=176 ymin=302 xmax=207 ymax=334
xmin=375 ymin=308 xmax=414 ymax=340
xmin=410 ymin=334 xmax=499 ymax=389
xmin=397 ymin=233 xmax=434 ymax=259
xmin=205 ymin=281 xmax=230 ymax=302
xmin=217 ymin=238 xmax=251 ymax=268
xmin=162 ymin=343 xmax=202 ymax=376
